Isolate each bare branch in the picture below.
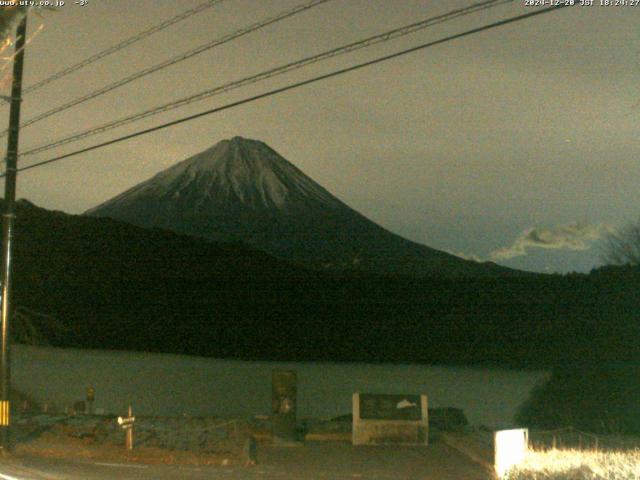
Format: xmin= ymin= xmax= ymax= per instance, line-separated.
xmin=600 ymin=219 xmax=640 ymax=266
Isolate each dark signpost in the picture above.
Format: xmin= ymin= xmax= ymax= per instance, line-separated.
xmin=86 ymin=386 xmax=95 ymax=414
xmin=272 ymin=370 xmax=297 ymax=444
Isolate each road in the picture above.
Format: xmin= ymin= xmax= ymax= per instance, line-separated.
xmin=0 ymin=442 xmax=490 ymax=480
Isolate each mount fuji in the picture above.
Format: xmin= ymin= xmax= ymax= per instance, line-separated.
xmin=86 ymin=136 xmax=510 ymax=277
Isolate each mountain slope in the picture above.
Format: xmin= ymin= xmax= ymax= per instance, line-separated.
xmin=86 ymin=136 xmax=511 ymax=277
xmin=5 ymin=200 xmax=640 ymax=367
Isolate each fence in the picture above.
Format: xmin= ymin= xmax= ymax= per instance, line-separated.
xmin=127 ymin=417 xmax=248 ymax=453
xmin=529 ymin=427 xmax=599 ymax=451
xmin=13 ymin=413 xmax=250 ymax=454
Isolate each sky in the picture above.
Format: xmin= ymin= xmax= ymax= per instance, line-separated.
xmin=0 ymin=0 xmax=638 ymax=274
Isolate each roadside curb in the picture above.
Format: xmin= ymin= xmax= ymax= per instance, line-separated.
xmin=439 ymin=432 xmax=496 ymax=478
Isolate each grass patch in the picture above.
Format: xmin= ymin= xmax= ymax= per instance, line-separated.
xmin=505 ymin=448 xmax=640 ymax=479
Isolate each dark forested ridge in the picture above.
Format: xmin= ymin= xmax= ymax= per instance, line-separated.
xmin=6 ymin=200 xmax=639 ymax=368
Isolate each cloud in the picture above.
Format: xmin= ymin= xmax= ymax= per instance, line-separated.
xmin=489 ymin=221 xmax=614 ymax=261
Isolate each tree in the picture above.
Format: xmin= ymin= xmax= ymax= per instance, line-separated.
xmin=601 ymin=219 xmax=640 ymax=266
xmin=0 ymin=6 xmax=28 ymax=43
xmin=516 ymin=365 xmax=640 ymax=434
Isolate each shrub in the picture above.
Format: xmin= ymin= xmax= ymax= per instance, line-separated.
xmin=516 ymin=365 xmax=640 ymax=434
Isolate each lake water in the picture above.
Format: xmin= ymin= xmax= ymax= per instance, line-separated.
xmin=12 ymin=344 xmax=548 ymax=428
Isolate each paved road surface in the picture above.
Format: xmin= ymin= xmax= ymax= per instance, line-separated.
xmin=0 ymin=442 xmax=490 ymax=479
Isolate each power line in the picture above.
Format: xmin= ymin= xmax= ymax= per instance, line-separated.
xmin=18 ymin=0 xmax=513 ymax=158
xmin=3 ymin=0 xmax=224 ymax=102
xmin=0 ymin=0 xmax=332 ymax=138
xmin=3 ymin=3 xmax=573 ymax=178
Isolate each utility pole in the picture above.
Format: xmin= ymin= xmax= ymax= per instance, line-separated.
xmin=0 ymin=13 xmax=28 ymax=453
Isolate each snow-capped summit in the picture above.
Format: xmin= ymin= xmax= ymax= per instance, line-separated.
xmin=86 ymin=137 xmax=511 ymax=277
xmin=91 ymin=136 xmax=341 ymax=213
